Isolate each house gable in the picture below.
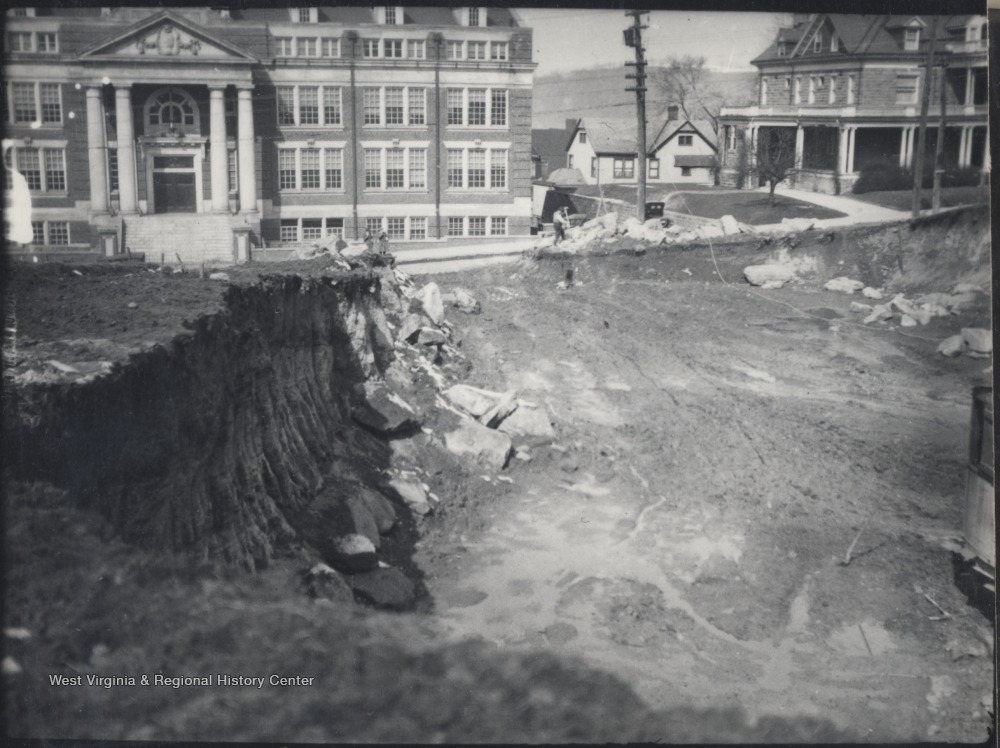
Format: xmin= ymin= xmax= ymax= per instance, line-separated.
xmin=78 ymin=10 xmax=258 ymax=63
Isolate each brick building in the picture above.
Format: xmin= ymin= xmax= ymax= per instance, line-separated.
xmin=717 ymin=13 xmax=988 ymax=194
xmin=3 ymin=6 xmax=535 ymax=262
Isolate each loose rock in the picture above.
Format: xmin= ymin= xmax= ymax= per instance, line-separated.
xmin=397 ymin=313 xmax=425 ymax=343
xmin=744 ymin=265 xmax=795 ymax=287
xmin=936 ymin=334 xmax=966 ymax=358
xmin=498 ymin=404 xmax=556 ymax=443
xmin=444 ymin=384 xmax=502 ymax=418
xmin=720 ymin=215 xmax=740 ymax=235
xmin=345 ymin=496 xmax=381 ymax=548
xmin=961 ymin=328 xmax=992 ymax=354
xmin=388 ymin=478 xmax=432 ymax=516
xmin=357 ymin=488 xmax=397 ymax=534
xmin=442 ymin=288 xmax=481 ymax=314
xmin=849 ymin=301 xmax=873 ymax=313
xmin=824 ymin=277 xmax=864 ymax=294
xmin=352 ymin=383 xmax=419 ymax=436
xmin=349 ymin=567 xmax=416 ymax=610
xmin=330 ymin=534 xmax=378 ymax=573
xmin=863 ymin=303 xmax=893 ymax=324
xmin=305 ymin=562 xmax=354 ymax=604
xmin=862 ymin=287 xmax=884 ymax=300
xmin=417 ymin=327 xmax=448 ymax=346
xmin=417 ymin=282 xmax=445 ymax=325
xmin=444 ymin=419 xmax=513 ymax=471
xmin=208 ymin=272 xmax=231 ymax=282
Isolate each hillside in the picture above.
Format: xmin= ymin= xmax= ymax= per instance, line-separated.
xmin=533 ymin=66 xmax=757 ymax=130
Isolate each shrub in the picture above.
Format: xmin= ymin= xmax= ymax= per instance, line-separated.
xmin=853 ymin=159 xmax=985 ymax=193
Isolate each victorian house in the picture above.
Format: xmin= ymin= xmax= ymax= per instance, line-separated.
xmin=3 ymin=6 xmax=535 ymax=262
xmin=717 ymin=13 xmax=988 ymax=194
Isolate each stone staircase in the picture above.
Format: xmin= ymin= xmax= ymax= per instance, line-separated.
xmin=123 ymin=213 xmax=235 ymax=266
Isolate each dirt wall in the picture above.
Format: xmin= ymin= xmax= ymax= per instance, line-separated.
xmin=4 ymin=274 xmax=397 ymax=571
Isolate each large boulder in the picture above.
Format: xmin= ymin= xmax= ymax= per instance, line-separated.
xmin=444 ymin=384 xmax=500 ymax=418
xmin=345 ymin=496 xmax=381 ymax=549
xmin=744 ymin=265 xmax=796 ymax=287
xmin=442 ymin=288 xmax=481 ymax=314
xmin=936 ymin=335 xmax=966 ymax=358
xmin=961 ymin=328 xmax=992 ymax=354
xmin=305 ymin=563 xmax=354 ymax=604
xmin=330 ymin=534 xmax=378 ymax=573
xmin=388 ymin=477 xmax=432 ymax=516
xmin=397 ymin=312 xmax=426 ymax=343
xmin=349 ymin=567 xmax=417 ymax=610
xmin=417 ymin=282 xmax=445 ymax=325
xmin=863 ymin=303 xmax=893 ymax=324
xmin=498 ymin=403 xmax=555 ymax=444
xmin=417 ymin=327 xmax=449 ymax=346
xmin=356 ymin=487 xmax=397 ymax=534
xmin=824 ymin=277 xmax=864 ymax=294
xmin=444 ymin=419 xmax=513 ymax=471
xmin=720 ymin=215 xmax=740 ymax=235
xmin=352 ymin=383 xmax=420 ymax=436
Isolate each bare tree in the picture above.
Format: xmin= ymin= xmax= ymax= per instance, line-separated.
xmin=756 ymin=127 xmax=796 ymax=206
xmin=652 ymin=56 xmax=724 ymax=134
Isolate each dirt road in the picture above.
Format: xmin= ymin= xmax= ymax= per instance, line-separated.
xmin=416 ymin=247 xmax=994 ymax=742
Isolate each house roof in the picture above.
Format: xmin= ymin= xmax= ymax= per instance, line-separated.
xmin=533 ymin=127 xmax=574 ymax=179
xmin=547 ymin=167 xmax=587 ymax=186
xmin=674 ymin=155 xmax=717 ymax=168
xmin=576 ymin=118 xmax=644 ymax=155
xmin=652 ymin=119 xmax=717 ymax=151
xmin=235 ymin=6 xmax=521 ymax=27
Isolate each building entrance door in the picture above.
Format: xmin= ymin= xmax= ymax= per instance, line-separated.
xmin=152 ymin=155 xmax=197 ymax=213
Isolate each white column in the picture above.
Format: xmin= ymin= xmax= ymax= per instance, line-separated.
xmin=210 ymin=86 xmax=229 ymax=212
xmin=982 ymin=129 xmax=990 ymax=172
xmin=794 ymin=125 xmax=804 ymax=169
xmin=237 ymin=87 xmax=257 ymax=213
xmin=958 ymin=126 xmax=969 ymax=167
xmin=86 ymin=87 xmax=109 ymax=214
xmin=838 ymin=127 xmax=849 ymax=173
xmin=114 ymin=86 xmax=138 ymax=214
xmin=965 ymin=68 xmax=974 ymax=107
xmin=847 ymin=127 xmax=856 ymax=173
xmin=899 ymin=127 xmax=908 ymax=167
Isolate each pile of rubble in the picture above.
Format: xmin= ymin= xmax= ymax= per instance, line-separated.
xmin=540 ymin=211 xmax=754 ymax=253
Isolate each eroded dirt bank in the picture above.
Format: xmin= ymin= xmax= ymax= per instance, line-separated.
xmin=2 ymin=209 xmax=993 ymax=742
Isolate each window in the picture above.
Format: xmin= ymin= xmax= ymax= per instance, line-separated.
xmin=10 ymin=146 xmax=66 ymax=192
xmin=301 ymin=218 xmax=323 ymax=240
xmin=147 ymin=88 xmax=196 ymax=131
xmin=278 ymin=146 xmax=345 ymax=191
xmin=580 ymin=131 xmax=587 ymax=144
xmin=108 ymin=149 xmax=119 ymax=192
xmin=276 ymin=37 xmax=294 ymax=57
xmin=324 ymin=148 xmax=343 ymax=189
xmin=279 ymin=219 xmax=299 ymax=242
xmin=384 ymin=39 xmax=403 ymax=58
xmin=777 ymin=43 xmax=785 ymax=57
xmin=8 ymin=32 xmax=34 ymax=52
xmin=277 ymin=87 xmax=295 ymax=125
xmin=30 ymin=221 xmax=69 ymax=245
xmin=828 ymin=76 xmax=837 ymax=104
xmin=567 ymin=154 xmax=573 ymax=168
xmin=446 ymin=87 xmax=508 ymax=128
xmin=468 ymin=41 xmax=486 ymax=60
xmin=322 ymin=38 xmax=340 ymax=57
xmin=649 ymin=158 xmax=659 ymax=179
xmin=447 ymin=89 xmax=464 ymax=125
xmin=847 ymin=75 xmax=855 ymax=105
xmin=491 ymin=42 xmax=508 ymax=61
xmin=813 ymin=34 xmax=822 ymax=52
xmin=364 ymin=149 xmax=381 ymax=188
xmin=361 ymin=147 xmax=428 ymax=190
xmin=468 ymin=7 xmax=480 ymax=26
xmin=678 ymin=134 xmax=693 ymax=146
xmin=830 ymin=34 xmax=839 ymax=52
xmin=37 ymin=32 xmax=57 ymax=52
xmin=447 ymin=217 xmax=464 ymax=236
xmin=227 ymin=149 xmax=238 ymax=194
xmin=9 ymin=82 xmax=62 ymax=125
xmin=323 ymin=88 xmax=342 ymax=125
xmin=761 ymin=79 xmax=768 ymax=106
xmin=363 ymin=88 xmax=381 ymax=125
xmin=410 ymin=217 xmax=427 ymax=240
xmin=447 ymin=149 xmax=464 ymax=187
xmin=591 ymin=157 xmax=598 ymax=178
xmin=447 ymin=41 xmax=464 ymax=60
xmin=681 ymin=166 xmax=692 ymax=176
xmin=385 ymin=88 xmax=404 ymax=125
xmin=293 ymin=8 xmax=316 ymax=23
xmin=387 ymin=217 xmax=406 ymax=239
xmin=468 ymin=89 xmax=486 ymax=125
xmin=491 ymin=217 xmax=507 ymax=236
xmin=366 ymin=218 xmax=383 ymax=234
xmin=613 ymin=158 xmax=634 ymax=179
xmin=808 ymin=77 xmax=816 ymax=104
xmin=490 ymin=89 xmax=507 ymax=126
xmin=490 ymin=150 xmax=508 ymax=188
xmin=384 ymin=6 xmax=398 ymax=25
xmin=904 ymin=28 xmax=920 ymax=51
xmin=326 ymin=218 xmax=344 ymax=237
xmin=296 ymin=37 xmax=317 ymax=57
xmin=408 ymin=39 xmax=425 ymax=58
xmin=469 ymin=216 xmax=486 ymax=236
xmin=895 ymin=74 xmax=919 ymax=105
xmin=362 ymin=39 xmax=379 ymax=57
xmin=468 ymin=149 xmax=486 ymax=187
xmin=298 ymin=87 xmax=319 ymax=125
xmin=408 ymin=88 xmax=425 ymax=125
xmin=794 ymin=77 xmax=801 ymax=104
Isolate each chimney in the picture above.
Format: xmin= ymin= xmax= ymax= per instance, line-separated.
xmin=667 ymin=105 xmax=679 ymax=121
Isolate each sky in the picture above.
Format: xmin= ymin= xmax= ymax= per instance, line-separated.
xmin=513 ymin=9 xmax=792 ymax=77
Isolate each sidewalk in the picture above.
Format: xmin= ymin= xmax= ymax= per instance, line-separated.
xmin=394 ymin=236 xmax=539 ymax=274
xmin=756 ymin=185 xmax=910 ymax=229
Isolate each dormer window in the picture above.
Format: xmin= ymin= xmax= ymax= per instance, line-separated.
xmin=579 ymin=131 xmax=587 ymax=144
xmin=777 ymin=43 xmax=786 ymax=57
xmin=904 ymin=28 xmax=920 ymax=51
xmin=813 ymin=34 xmax=822 ymax=52
xmin=380 ymin=6 xmax=403 ymax=25
xmin=292 ymin=8 xmax=317 ymax=23
xmin=8 ymin=8 xmax=35 ymax=17
xmin=465 ymin=7 xmax=486 ymax=27
xmin=830 ymin=34 xmax=839 ymax=52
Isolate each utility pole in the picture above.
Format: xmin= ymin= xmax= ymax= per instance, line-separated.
xmin=624 ymin=10 xmax=649 ymax=219
xmin=931 ymin=52 xmax=949 ymax=213
xmin=912 ymin=15 xmax=939 ymax=218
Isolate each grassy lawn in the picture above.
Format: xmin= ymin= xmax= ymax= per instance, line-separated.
xmin=664 ymin=191 xmax=847 ymax=225
xmin=848 ymin=186 xmax=987 ymax=212
xmin=572 ymin=183 xmax=714 ymax=203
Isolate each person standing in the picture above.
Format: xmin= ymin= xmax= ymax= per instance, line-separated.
xmin=553 ymin=207 xmax=569 ymax=245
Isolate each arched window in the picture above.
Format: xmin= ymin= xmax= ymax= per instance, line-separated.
xmin=145 ymin=88 xmax=199 ymax=134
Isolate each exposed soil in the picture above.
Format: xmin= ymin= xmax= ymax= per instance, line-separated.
xmin=2 ymin=208 xmax=994 ymax=743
